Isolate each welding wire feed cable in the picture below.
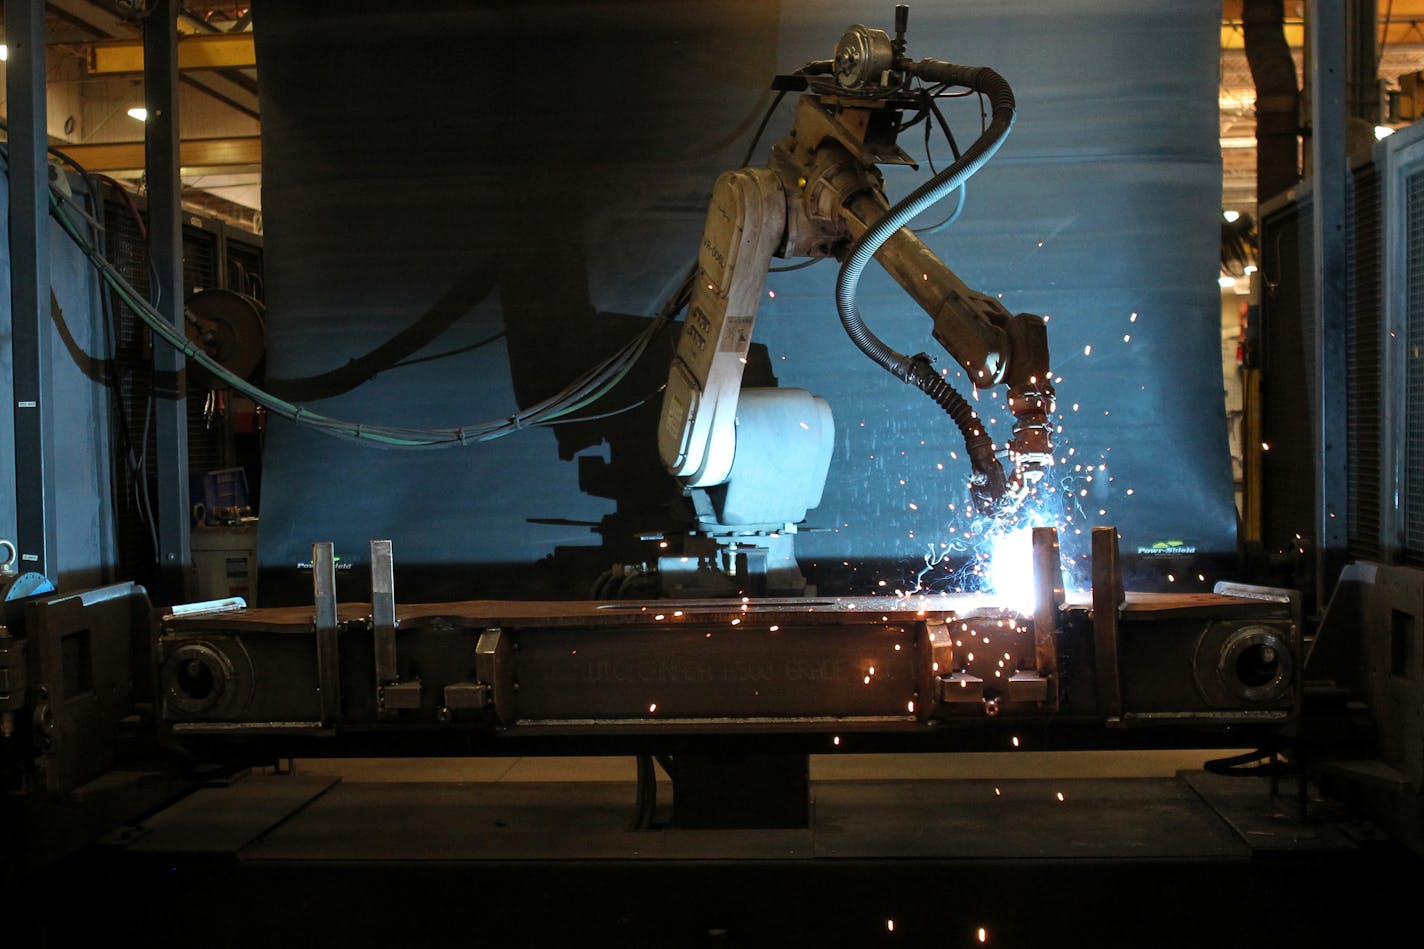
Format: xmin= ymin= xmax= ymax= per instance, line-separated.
xmin=834 ymin=61 xmax=1015 ymax=384
xmin=47 ymin=185 xmax=689 ymax=449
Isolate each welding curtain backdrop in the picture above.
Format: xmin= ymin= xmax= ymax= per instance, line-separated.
xmin=252 ymin=0 xmax=1232 ymax=603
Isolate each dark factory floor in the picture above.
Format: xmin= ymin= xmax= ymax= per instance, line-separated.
xmin=23 ymin=751 xmax=1421 ymax=948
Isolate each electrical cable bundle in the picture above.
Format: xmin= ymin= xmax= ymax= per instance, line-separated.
xmin=7 ymin=51 xmax=971 ymax=454
xmin=44 ymin=180 xmax=692 ymax=448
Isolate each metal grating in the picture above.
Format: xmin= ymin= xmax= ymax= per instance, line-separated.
xmin=183 ymin=227 xmax=220 ymax=295
xmin=1407 ymin=170 xmax=1424 ymax=564
xmin=1346 ymin=164 xmax=1383 ymax=560
xmin=102 ymin=194 xmax=159 ymax=589
xmin=101 ymin=193 xmax=263 ymax=584
xmin=226 ymin=234 xmax=265 ymax=301
xmin=182 ymin=228 xmax=225 ymax=475
xmin=1258 ymin=199 xmax=1317 ymax=554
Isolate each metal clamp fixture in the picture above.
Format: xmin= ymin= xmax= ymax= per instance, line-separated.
xmin=371 ymin=540 xmax=421 ymax=714
xmin=312 ymin=541 xmax=342 ymax=724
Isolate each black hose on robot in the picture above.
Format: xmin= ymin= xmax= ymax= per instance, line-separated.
xmin=833 ymin=63 xmax=1016 ymax=495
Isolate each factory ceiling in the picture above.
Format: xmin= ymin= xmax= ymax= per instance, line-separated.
xmin=1221 ymin=0 xmax=1424 ymax=212
xmin=2 ymin=3 xmax=1424 ymax=230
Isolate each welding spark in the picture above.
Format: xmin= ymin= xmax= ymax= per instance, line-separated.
xmin=978 ymin=927 xmax=989 ymax=943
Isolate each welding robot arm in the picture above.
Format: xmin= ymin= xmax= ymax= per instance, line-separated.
xmin=659 ymin=9 xmax=1054 ymax=523
xmin=824 ymin=30 xmax=1056 ymax=514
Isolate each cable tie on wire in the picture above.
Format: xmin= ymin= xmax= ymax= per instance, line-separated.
xmin=507 ymin=414 xmax=524 ymax=431
xmin=456 ymin=428 xmax=468 ymax=445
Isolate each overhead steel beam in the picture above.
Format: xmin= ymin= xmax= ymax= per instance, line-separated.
xmin=1222 ymin=20 xmax=1424 ymax=49
xmin=47 ymin=0 xmax=259 ymax=119
xmin=178 ymin=74 xmax=260 ymax=120
xmin=56 ymin=136 xmax=262 ymax=172
xmin=6 ymin=0 xmax=59 ymax=580
xmin=46 ymin=0 xmax=133 ymax=36
xmin=89 ymin=32 xmax=255 ymax=73
xmin=144 ymin=0 xmax=192 ymax=600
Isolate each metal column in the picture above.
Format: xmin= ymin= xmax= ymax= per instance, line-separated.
xmin=5 ymin=0 xmax=58 ymax=579
xmin=144 ymin=0 xmax=192 ymax=598
xmin=1310 ymin=0 xmax=1348 ymax=614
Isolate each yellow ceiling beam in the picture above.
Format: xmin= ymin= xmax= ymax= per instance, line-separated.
xmin=87 ymin=33 xmax=256 ymax=74
xmin=1221 ymin=20 xmax=1424 ymax=50
xmin=57 ymin=137 xmax=262 ymax=172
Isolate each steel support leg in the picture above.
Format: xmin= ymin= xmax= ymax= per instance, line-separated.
xmin=144 ymin=0 xmax=191 ymax=599
xmin=5 ymin=0 xmax=57 ymax=579
xmin=1310 ymin=0 xmax=1348 ymax=615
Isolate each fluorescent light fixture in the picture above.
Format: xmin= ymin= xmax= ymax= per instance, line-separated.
xmin=1243 ymin=264 xmax=1258 ymax=275
xmin=1218 ymin=275 xmax=1237 ymax=289
xmin=1375 ymin=125 xmax=1395 ymax=140
xmin=0 ymin=45 xmax=9 ymax=62
xmin=127 ymin=107 xmax=148 ymax=121
xmin=1222 ymin=210 xmax=1241 ymax=223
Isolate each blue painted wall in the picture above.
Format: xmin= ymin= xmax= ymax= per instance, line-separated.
xmin=253 ymin=0 xmax=1232 ymax=602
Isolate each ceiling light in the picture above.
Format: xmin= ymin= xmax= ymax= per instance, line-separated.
xmin=127 ymin=107 xmax=148 ymax=122
xmin=1375 ymin=125 xmax=1395 ymax=140
xmin=1218 ymin=275 xmax=1237 ymax=288
xmin=1222 ymin=210 xmax=1241 ymax=223
xmin=0 ymin=45 xmax=8 ymax=62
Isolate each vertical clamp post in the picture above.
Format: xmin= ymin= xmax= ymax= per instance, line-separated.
xmin=371 ymin=539 xmax=420 ymax=714
xmin=1090 ymin=526 xmax=1125 ymax=721
xmin=312 ymin=541 xmax=341 ymax=724
xmin=1030 ymin=527 xmax=1064 ymax=707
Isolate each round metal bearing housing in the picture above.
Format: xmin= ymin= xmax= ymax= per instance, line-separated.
xmin=834 ymin=25 xmax=895 ymax=90
xmin=162 ymin=641 xmax=240 ymax=716
xmin=1216 ymin=625 xmax=1293 ymax=704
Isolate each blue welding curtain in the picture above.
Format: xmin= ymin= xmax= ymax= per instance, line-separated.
xmin=252 ymin=0 xmax=1232 ymax=603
